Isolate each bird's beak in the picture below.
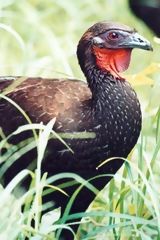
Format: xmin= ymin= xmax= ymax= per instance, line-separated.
xmin=120 ymin=32 xmax=153 ymax=51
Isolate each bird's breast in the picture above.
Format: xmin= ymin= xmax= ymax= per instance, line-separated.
xmin=53 ymin=82 xmax=141 ymax=169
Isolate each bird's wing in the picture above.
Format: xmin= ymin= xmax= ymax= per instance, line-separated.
xmin=0 ymin=77 xmax=91 ymax=134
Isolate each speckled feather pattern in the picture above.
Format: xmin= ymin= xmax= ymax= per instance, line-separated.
xmin=0 ymin=73 xmax=141 ymax=178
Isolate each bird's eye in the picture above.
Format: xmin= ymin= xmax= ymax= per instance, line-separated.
xmin=108 ymin=32 xmax=119 ymax=40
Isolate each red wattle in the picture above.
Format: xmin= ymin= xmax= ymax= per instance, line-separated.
xmin=114 ymin=49 xmax=132 ymax=73
xmin=93 ymin=47 xmax=132 ymax=79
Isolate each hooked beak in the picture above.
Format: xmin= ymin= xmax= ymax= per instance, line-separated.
xmin=120 ymin=32 xmax=153 ymax=51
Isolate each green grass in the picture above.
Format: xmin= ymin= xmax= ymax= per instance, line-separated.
xmin=0 ymin=0 xmax=160 ymax=239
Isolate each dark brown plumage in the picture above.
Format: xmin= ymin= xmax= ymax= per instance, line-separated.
xmin=0 ymin=22 xmax=152 ymax=239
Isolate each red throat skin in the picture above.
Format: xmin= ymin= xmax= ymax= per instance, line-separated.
xmin=93 ymin=47 xmax=132 ymax=79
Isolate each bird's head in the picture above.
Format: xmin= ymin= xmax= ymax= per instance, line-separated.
xmin=77 ymin=21 xmax=153 ymax=79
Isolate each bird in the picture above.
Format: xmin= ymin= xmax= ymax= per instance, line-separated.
xmin=129 ymin=0 xmax=160 ymax=36
xmin=0 ymin=21 xmax=152 ymax=239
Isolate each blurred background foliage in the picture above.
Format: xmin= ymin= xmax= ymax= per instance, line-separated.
xmin=0 ymin=0 xmax=160 ymax=239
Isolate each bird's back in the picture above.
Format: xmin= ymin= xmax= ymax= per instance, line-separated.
xmin=0 ymin=77 xmax=91 ymax=135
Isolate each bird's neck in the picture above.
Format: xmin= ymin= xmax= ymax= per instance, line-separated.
xmin=77 ymin=42 xmax=138 ymax=114
xmin=85 ymin=65 xmax=117 ymax=99
xmin=85 ymin=65 xmax=140 ymax=127
xmin=77 ymin=41 xmax=125 ymax=105
xmin=84 ymin=64 xmax=126 ymax=112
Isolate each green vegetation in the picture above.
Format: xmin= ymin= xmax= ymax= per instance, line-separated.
xmin=0 ymin=0 xmax=160 ymax=239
